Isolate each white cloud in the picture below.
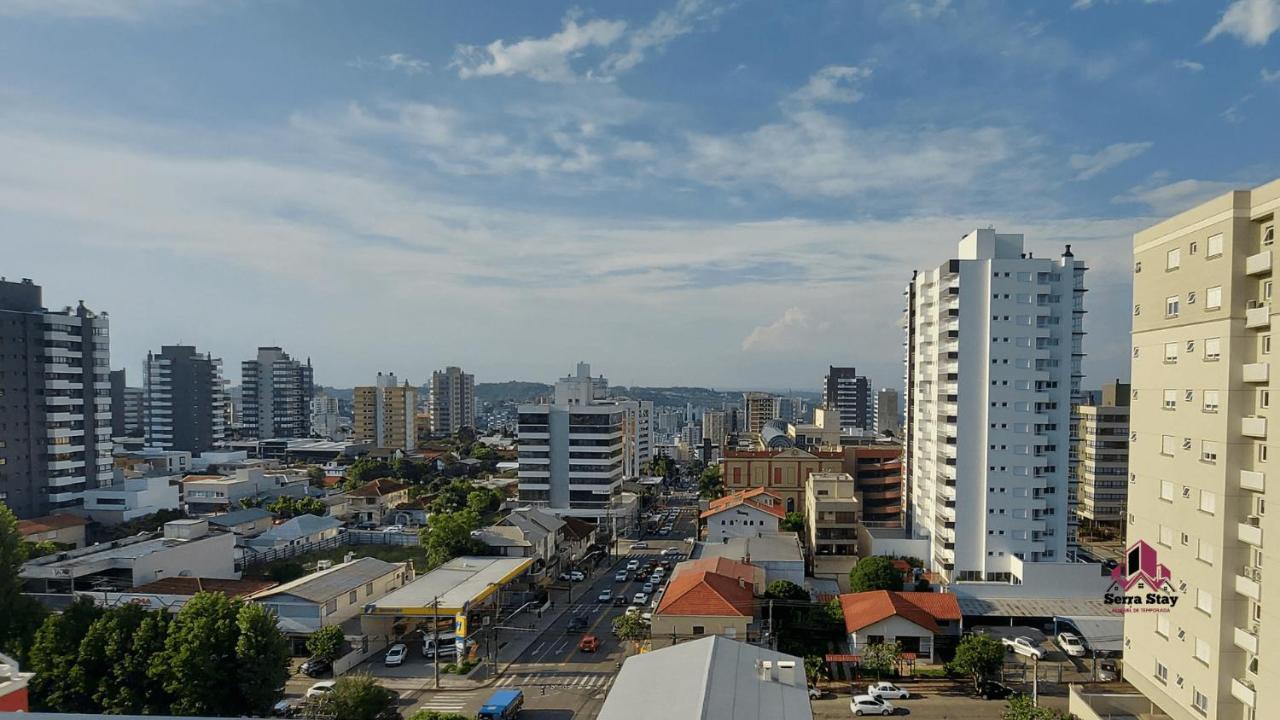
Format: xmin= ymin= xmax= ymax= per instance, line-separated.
xmin=0 ymin=0 xmax=204 ymax=19
xmin=789 ymin=65 xmax=873 ymax=106
xmin=1112 ymin=177 xmax=1238 ymax=216
xmin=902 ymin=0 xmax=952 ymax=19
xmin=599 ymin=0 xmax=726 ymax=76
xmin=1068 ymin=141 xmax=1152 ymax=180
xmin=452 ymin=16 xmax=627 ymax=82
xmin=741 ymin=308 xmax=831 ymax=351
xmin=1221 ymin=94 xmax=1254 ymax=123
xmin=1262 ymin=67 xmax=1280 ymax=81
xmin=1173 ymin=59 xmax=1205 ymax=72
xmin=349 ymin=53 xmax=430 ymax=75
xmin=1205 ymin=0 xmax=1280 ymax=46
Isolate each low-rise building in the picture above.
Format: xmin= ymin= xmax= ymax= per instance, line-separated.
xmin=669 ymin=557 xmax=766 ymax=592
xmin=16 ymin=513 xmax=88 ymax=549
xmin=181 ymin=468 xmax=306 ymax=514
xmin=495 ymin=506 xmax=566 ymax=569
xmin=804 ymin=472 xmax=860 ymax=557
xmin=695 ymin=532 xmax=805 ymax=587
xmin=0 ymin=653 xmax=34 ymax=713
xmin=81 ymin=474 xmax=181 ymax=524
xmin=598 ymin=635 xmax=812 ymax=720
xmin=79 ymin=576 xmax=277 ymax=613
xmin=248 ymin=557 xmax=409 ymax=642
xmin=721 ymin=447 xmax=844 ymax=514
xmin=206 ymin=507 xmax=275 ymax=536
xmin=345 ymin=477 xmax=410 ymax=525
xmin=245 ymin=514 xmax=343 ymax=552
xmin=652 ymin=569 xmax=755 ymax=645
xmin=837 ymin=590 xmax=962 ymax=662
xmin=700 ymin=489 xmax=784 ymax=544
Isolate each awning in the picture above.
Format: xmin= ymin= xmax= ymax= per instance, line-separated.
xmin=1055 ymin=615 xmax=1123 ymax=654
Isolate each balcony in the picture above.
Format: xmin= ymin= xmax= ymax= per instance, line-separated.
xmin=1234 ymin=625 xmax=1260 ymax=654
xmin=1238 ymin=521 xmax=1263 ymax=547
xmin=1235 ymin=568 xmax=1262 ymax=601
xmin=1246 ymin=303 xmax=1270 ymax=329
xmin=1242 ymin=416 xmax=1268 ymax=439
xmin=1247 ymin=250 xmax=1272 ymax=276
xmin=1244 ymin=362 xmax=1270 ymax=383
xmin=1231 ymin=678 xmax=1257 ymax=708
xmin=1241 ymin=470 xmax=1266 ymax=492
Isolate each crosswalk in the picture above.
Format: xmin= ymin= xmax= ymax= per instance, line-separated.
xmin=414 ymin=691 xmax=475 ymax=713
xmin=495 ymin=670 xmax=616 ymax=693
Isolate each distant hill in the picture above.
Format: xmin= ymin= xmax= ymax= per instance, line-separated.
xmin=477 ymin=381 xmax=553 ymax=405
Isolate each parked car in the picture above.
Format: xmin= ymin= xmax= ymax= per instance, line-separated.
xmin=306 ymin=681 xmax=337 ymax=698
xmin=381 ymin=525 xmax=405 ymax=534
xmin=597 ymin=589 xmax=613 ymax=602
xmin=1056 ymin=632 xmax=1087 ymax=657
xmin=867 ymin=682 xmax=909 ymax=700
xmin=271 ymin=699 xmax=302 ymax=717
xmin=615 ymin=570 xmax=629 ymax=582
xmin=384 ymin=643 xmax=408 ymax=667
xmin=1003 ymin=636 xmax=1045 ymax=659
xmin=642 ymin=582 xmax=654 ymax=594
xmin=1098 ymin=660 xmax=1120 ymax=682
xmin=566 ymin=616 xmax=589 ymax=633
xmin=578 ymin=634 xmax=600 ymax=652
xmin=299 ymin=657 xmax=331 ymax=677
xmin=976 ymin=680 xmax=1014 ymax=700
xmin=559 ymin=570 xmax=586 ymax=582
xmin=807 ymin=686 xmax=823 ymax=700
xmin=658 ymin=528 xmax=671 ymax=536
xmin=850 ymin=694 xmax=894 ymax=716
xmin=625 ymin=605 xmax=641 ymax=617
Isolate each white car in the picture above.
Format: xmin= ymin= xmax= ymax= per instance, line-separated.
xmin=642 ymin=582 xmax=654 ymax=594
xmin=382 ymin=525 xmax=405 ymax=534
xmin=633 ymin=592 xmax=650 ymax=605
xmin=662 ymin=547 xmax=681 ymax=557
xmin=306 ymin=681 xmax=336 ymax=698
xmin=559 ymin=570 xmax=585 ymax=582
xmin=626 ymin=560 xmax=640 ymax=571
xmin=631 ymin=542 xmax=649 ymax=550
xmin=597 ymin=589 xmax=613 ymax=602
xmin=807 ymin=685 xmax=823 ymax=700
xmin=866 ymin=682 xmax=909 ymax=700
xmin=1004 ymin=635 xmax=1045 ymax=660
xmin=850 ymin=694 xmax=894 ymax=716
xmin=625 ymin=605 xmax=641 ymax=617
xmin=1057 ymin=632 xmax=1087 ymax=657
xmin=615 ymin=570 xmax=629 ymax=582
xmin=384 ymin=643 xmax=407 ymax=667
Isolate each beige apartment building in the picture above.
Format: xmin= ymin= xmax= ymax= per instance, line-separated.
xmin=743 ymin=392 xmax=779 ymax=434
xmin=1075 ymin=381 xmax=1130 ymax=529
xmin=804 ymin=472 xmax=860 ymax=557
xmin=352 ymin=372 xmax=418 ymax=451
xmin=1126 ymin=179 xmax=1279 ymax=720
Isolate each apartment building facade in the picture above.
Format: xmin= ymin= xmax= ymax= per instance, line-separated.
xmin=109 ymin=369 xmax=143 ymax=438
xmin=352 ymin=372 xmax=417 ymax=451
xmin=429 ymin=365 xmax=476 ymax=435
xmin=1125 ymin=180 xmax=1280 ymax=720
xmin=823 ymin=367 xmax=872 ymax=433
xmin=805 ymin=472 xmax=860 ymax=557
xmin=240 ymin=347 xmax=313 ymax=440
xmin=842 ymin=442 xmax=905 ymax=525
xmin=0 ymin=279 xmax=113 ymax=518
xmin=703 ymin=410 xmax=728 ymax=448
xmin=904 ymin=229 xmax=1085 ymax=583
xmin=1074 ymin=381 xmax=1130 ymax=529
xmin=743 ymin=392 xmax=779 ymax=434
xmin=875 ymin=388 xmax=901 ymax=437
xmin=143 ymin=345 xmax=227 ymax=454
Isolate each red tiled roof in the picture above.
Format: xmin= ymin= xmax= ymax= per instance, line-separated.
xmin=347 ymin=477 xmax=409 ymax=498
xmin=17 ymin=513 xmax=88 ymax=535
xmin=673 ymin=557 xmax=762 ymax=588
xmin=700 ymin=489 xmax=785 ymax=520
xmin=838 ymin=591 xmax=961 ymax=634
xmin=656 ymin=570 xmax=755 ymax=617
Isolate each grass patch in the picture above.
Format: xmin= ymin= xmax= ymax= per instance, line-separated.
xmin=441 ymin=659 xmax=478 ymax=675
xmin=247 ymin=544 xmax=429 ymax=580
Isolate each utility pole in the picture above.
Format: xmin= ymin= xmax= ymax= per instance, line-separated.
xmin=768 ymin=600 xmax=775 ymax=651
xmin=1032 ymin=654 xmax=1039 ymax=706
xmin=432 ymin=596 xmax=440 ymax=689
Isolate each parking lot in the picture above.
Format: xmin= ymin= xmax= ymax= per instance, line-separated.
xmin=811 ymin=688 xmax=1070 ymax=719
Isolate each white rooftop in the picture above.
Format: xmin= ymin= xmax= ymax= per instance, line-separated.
xmin=366 ymin=556 xmax=532 ymax=615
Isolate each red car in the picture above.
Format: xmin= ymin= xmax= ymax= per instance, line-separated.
xmin=578 ymin=634 xmax=600 ymax=652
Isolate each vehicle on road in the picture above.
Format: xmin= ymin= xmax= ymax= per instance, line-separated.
xmin=626 ymin=560 xmax=640 ymax=571
xmin=299 ymin=657 xmax=331 ymax=677
xmin=420 ymin=632 xmax=473 ymax=658
xmin=597 ymin=589 xmax=613 ymax=602
xmin=612 ymin=595 xmax=628 ymax=606
xmin=1003 ymin=635 xmax=1045 ymax=659
xmin=1098 ymin=660 xmax=1120 ymax=682
xmin=1056 ymin=632 xmax=1087 ymax=657
xmin=851 ymin=694 xmax=894 ymax=716
xmin=477 ymin=688 xmax=524 ymax=720
xmin=808 ymin=686 xmax=823 ymax=700
xmin=662 ymin=547 xmax=681 ymax=556
xmin=631 ymin=541 xmax=649 ymax=549
xmin=566 ymin=615 xmax=589 ymax=633
xmin=559 ymin=570 xmax=585 ymax=582
xmin=305 ymin=681 xmax=336 ymax=698
xmin=625 ymin=605 xmax=641 ymax=617
xmin=867 ymin=681 xmax=909 ymax=700
xmin=633 ymin=592 xmax=649 ymax=605
xmin=383 ymin=643 xmax=407 ymax=666
xmin=642 ymin=582 xmax=654 ymax=594
xmin=615 ymin=570 xmax=629 ymax=582
xmin=975 ymin=680 xmax=1014 ymax=700
xmin=578 ymin=634 xmax=600 ymax=652
xmin=658 ymin=528 xmax=670 ymax=536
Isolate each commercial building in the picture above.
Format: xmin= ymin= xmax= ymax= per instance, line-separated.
xmin=1123 ymin=179 xmax=1279 ymax=720
xmin=352 ymin=372 xmax=417 ymax=451
xmin=804 ymin=472 xmax=860 ymax=557
xmin=248 ymin=557 xmax=409 ymax=638
xmin=429 ymin=366 xmax=476 ymax=435
xmin=700 ymin=489 xmax=784 ymax=544
xmin=16 ymin=513 xmax=88 ymax=549
xmin=181 ymin=467 xmax=306 ymax=514
xmin=1074 ymin=381 xmax=1130 ymax=529
xmin=904 ymin=229 xmax=1085 ymax=583
xmin=109 ymin=369 xmax=143 ymax=438
xmin=874 ymin=388 xmax=901 ymax=437
xmin=695 ymin=532 xmax=805 ymax=587
xmin=618 ymin=398 xmax=654 ymax=478
xmin=742 ymin=392 xmax=778 ymax=434
xmin=0 ymin=279 xmax=113 ymax=517
xmin=81 ymin=474 xmax=181 ymax=524
xmin=721 ymin=447 xmax=844 ymax=515
xmin=143 ymin=345 xmax=227 ymax=454
xmin=822 ymin=367 xmax=872 ymax=433
xmin=240 ymin=346 xmax=313 ymax=440
xmin=702 ymin=410 xmax=728 ymax=448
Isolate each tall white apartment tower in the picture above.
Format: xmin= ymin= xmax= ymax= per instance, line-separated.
xmin=240 ymin=346 xmax=313 ymax=439
xmin=904 ymin=229 xmax=1086 ymax=582
xmin=1123 ymin=180 xmax=1280 ymax=720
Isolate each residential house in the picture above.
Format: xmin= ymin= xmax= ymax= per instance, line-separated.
xmin=79 ymin=576 xmax=277 ymax=613
xmin=669 ymin=557 xmax=766 ymax=592
xmin=651 ymin=569 xmax=756 ymax=645
xmin=700 ymin=489 xmax=784 ymax=544
xmin=560 ymin=515 xmax=598 ymax=561
xmin=346 ymin=477 xmax=410 ymax=525
xmin=496 ymin=506 xmax=566 ymax=571
xmin=387 ymin=497 xmax=428 ymax=527
xmin=321 ymin=493 xmax=352 ymax=520
xmin=245 ymin=514 xmax=342 ymax=552
xmin=16 ymin=513 xmax=88 ymax=549
xmin=81 ymin=474 xmax=182 ymax=524
xmin=695 ymin=532 xmax=805 ymax=587
xmin=472 ymin=526 xmax=534 ymax=558
xmin=837 ymin=590 xmax=962 ymax=662
xmin=248 ymin=557 xmax=409 ymax=648
xmin=207 ymin=507 xmax=275 ymax=536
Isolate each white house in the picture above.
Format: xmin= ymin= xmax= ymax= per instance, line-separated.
xmin=245 ymin=514 xmax=342 ymax=552
xmin=837 ymin=591 xmax=962 ymax=662
xmin=699 ymin=488 xmax=784 ymax=544
xmin=82 ymin=474 xmax=181 ymax=524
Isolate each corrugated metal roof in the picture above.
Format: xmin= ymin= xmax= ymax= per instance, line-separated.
xmin=250 ymin=557 xmax=402 ymax=604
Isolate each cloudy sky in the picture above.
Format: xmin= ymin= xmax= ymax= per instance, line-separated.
xmin=3 ymin=0 xmax=1278 ymax=391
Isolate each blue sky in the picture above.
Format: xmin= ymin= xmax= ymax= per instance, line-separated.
xmin=3 ymin=0 xmax=1278 ymax=391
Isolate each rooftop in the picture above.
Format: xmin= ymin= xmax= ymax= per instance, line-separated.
xmin=671 ymin=557 xmax=765 ymax=590
xmin=701 ymin=489 xmax=785 ymax=520
xmin=656 ymin=569 xmax=754 ymax=617
xmin=131 ymin=576 xmax=277 ymax=597
xmin=206 ymin=507 xmax=273 ymax=527
xmin=250 ymin=557 xmax=403 ymax=604
xmin=694 ymin=533 xmax=803 ymax=565
xmin=17 ymin=513 xmax=89 ymax=535
xmin=346 ymin=477 xmax=409 ymax=498
xmin=367 ymin=556 xmax=533 ymax=615
xmin=248 ymin=514 xmax=342 ymax=545
xmin=838 ymin=591 xmax=961 ymax=634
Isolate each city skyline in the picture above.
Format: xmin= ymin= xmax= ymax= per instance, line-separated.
xmin=6 ymin=1 xmax=1279 ymax=388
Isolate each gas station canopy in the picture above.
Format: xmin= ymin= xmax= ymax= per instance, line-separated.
xmin=365 ymin=556 xmax=533 ymax=617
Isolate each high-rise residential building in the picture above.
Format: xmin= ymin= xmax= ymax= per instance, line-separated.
xmin=517 ymin=363 xmax=624 ymax=517
xmin=904 ymin=229 xmax=1085 ymax=583
xmin=842 ymin=441 xmax=905 ymax=526
xmin=240 ymin=346 xmax=313 ymax=440
xmin=352 ymin=373 xmax=417 ymax=451
xmin=144 ymin=345 xmax=227 ymax=454
xmin=1074 ymin=381 xmax=1129 ymax=530
xmin=109 ymin=369 xmax=143 ymax=438
xmin=429 ymin=366 xmax=476 ymax=435
xmin=1122 ymin=180 xmax=1279 ymax=720
xmin=679 ymin=423 xmax=702 ymax=448
xmin=310 ymin=393 xmax=344 ymax=440
xmin=618 ymin=398 xmax=654 ymax=478
xmin=743 ymin=392 xmax=779 ymax=434
xmin=874 ymin=388 xmax=901 ymax=437
xmin=0 ymin=279 xmax=113 ymax=518
xmin=822 ymin=367 xmax=872 ymax=433
xmin=702 ymin=410 xmax=728 ymax=447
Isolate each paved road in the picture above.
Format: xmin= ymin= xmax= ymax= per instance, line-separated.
xmin=811 ymin=687 xmax=1071 ymax=719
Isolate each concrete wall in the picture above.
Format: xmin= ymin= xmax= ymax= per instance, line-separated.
xmin=704 ymin=505 xmax=779 ymax=544
xmin=130 ymin=532 xmax=238 ymax=586
xmin=649 ymin=614 xmax=751 ymax=645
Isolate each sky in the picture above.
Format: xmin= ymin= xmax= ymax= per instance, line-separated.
xmin=3 ymin=0 xmax=1279 ymax=392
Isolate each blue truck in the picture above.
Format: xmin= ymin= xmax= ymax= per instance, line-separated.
xmin=476 ymin=688 xmax=523 ymax=720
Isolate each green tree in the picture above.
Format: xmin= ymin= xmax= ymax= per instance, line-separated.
xmin=152 ymin=591 xmax=244 ymax=716
xmin=611 ymin=613 xmax=649 ymax=643
xmin=72 ymin=604 xmax=148 ymax=711
xmin=391 ymin=456 xmax=425 ymax=484
xmin=235 ymin=602 xmax=291 ymax=716
xmin=848 ymin=556 xmax=904 ymax=593
xmin=409 ymin=711 xmax=469 ymax=720
xmin=316 ymin=673 xmax=398 ymax=720
xmin=306 ymin=623 xmax=345 ymax=662
xmin=106 ymin=610 xmax=172 ymax=714
xmin=697 ymin=465 xmax=724 ymax=499
xmin=345 ymin=457 xmax=393 ymax=488
xmin=0 ymin=502 xmax=47 ymax=660
xmin=1002 ymin=694 xmax=1072 ymax=720
xmin=421 ymin=509 xmax=484 ymax=569
xmin=780 ymin=511 xmax=805 ymax=533
xmin=466 ymin=488 xmax=500 ymax=516
xmin=22 ymin=540 xmax=63 ymax=559
xmin=947 ymin=634 xmax=1006 ymax=691
xmin=763 ymin=580 xmax=810 ymax=602
xmin=269 ymin=495 xmax=328 ymax=519
xmin=861 ymin=641 xmax=902 ymax=680
xmin=469 ymin=445 xmax=497 ymax=464
xmin=27 ymin=597 xmax=103 ymax=711
xmin=804 ymin=655 xmax=829 ymax=683
xmin=306 ymin=465 xmax=325 ymax=483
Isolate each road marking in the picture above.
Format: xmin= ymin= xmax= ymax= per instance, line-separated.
xmin=531 ymin=642 xmax=546 ymax=655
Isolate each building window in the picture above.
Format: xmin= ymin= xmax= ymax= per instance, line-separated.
xmin=1164 ymin=342 xmax=1178 ymax=362
xmin=1196 ymin=589 xmax=1214 ymax=616
xmin=1197 ymin=540 xmax=1215 ymax=565
xmin=1192 ymin=689 xmax=1208 ymax=714
xmin=1203 ymin=390 xmax=1219 ymax=412
xmin=325 ymin=599 xmax=338 ymax=615
xmin=1263 ymin=335 xmax=1272 ymax=355
xmin=1166 ymin=296 xmax=1179 ymax=317
xmin=1261 ymin=389 xmax=1271 ymax=409
xmin=1194 ymin=637 xmax=1211 ymax=664
xmin=1163 ymin=389 xmax=1177 ymax=409
xmin=1205 ymin=337 xmax=1221 ymax=360
xmin=1167 ymin=248 xmax=1181 ymax=270
xmin=1158 ymin=524 xmax=1173 ymax=546
xmin=1201 ymin=441 xmax=1219 ymax=463
xmin=1161 ymin=435 xmax=1176 ymax=456
xmin=1206 ymin=285 xmax=1222 ymax=310
xmin=692 ymin=625 xmax=705 ymax=635
xmin=1207 ymin=233 xmax=1224 ymax=257
xmin=1156 ymin=614 xmax=1169 ymax=637
xmin=365 ymin=582 xmax=374 ymax=597
xmin=1199 ymin=488 xmax=1217 ymax=514
xmin=1261 ymin=444 xmax=1269 ymax=463
xmin=349 ymin=590 xmax=358 ymax=604
xmin=1160 ymin=480 xmax=1174 ymax=501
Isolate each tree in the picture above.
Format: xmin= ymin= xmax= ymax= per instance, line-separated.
xmin=106 ymin=610 xmax=172 ymax=714
xmin=268 ymin=495 xmax=328 ymax=519
xmin=316 ymin=673 xmax=398 ymax=720
xmin=421 ymin=509 xmax=484 ymax=569
xmin=611 ymin=613 xmax=649 ymax=643
xmin=306 ymin=624 xmax=345 ymax=662
xmin=410 ymin=711 xmax=469 ymax=720
xmin=1002 ymin=694 xmax=1072 ymax=720
xmin=306 ymin=466 xmax=325 ymax=483
xmin=152 ymin=591 xmax=244 ymax=717
xmin=848 ymin=556 xmax=904 ymax=593
xmin=780 ymin=511 xmax=805 ymax=533
xmin=27 ymin=597 xmax=103 ymax=711
xmin=468 ymin=445 xmax=497 ymax=464
xmin=234 ymin=602 xmax=291 ymax=716
xmin=391 ymin=457 xmax=425 ymax=484
xmin=804 ymin=655 xmax=829 ymax=683
xmin=947 ymin=634 xmax=1006 ymax=691
xmin=763 ymin=580 xmax=810 ymax=602
xmin=697 ymin=465 xmax=724 ymax=499
xmin=345 ymin=457 xmax=393 ymax=488
xmin=430 ymin=479 xmax=474 ymax=514
xmin=72 ymin=603 xmax=149 ymax=712
xmin=0 ymin=502 xmax=47 ymax=660
xmin=861 ymin=641 xmax=902 ymax=680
